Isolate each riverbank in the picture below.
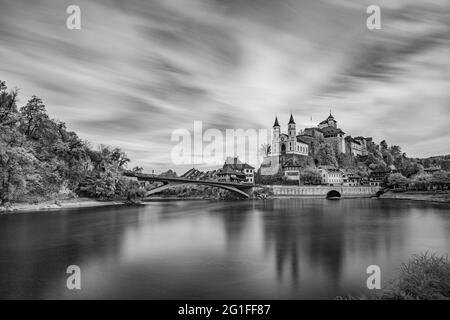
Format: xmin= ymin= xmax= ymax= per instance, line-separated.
xmin=379 ymin=190 xmax=450 ymax=203
xmin=0 ymin=198 xmax=128 ymax=214
xmin=340 ymin=253 xmax=450 ymax=300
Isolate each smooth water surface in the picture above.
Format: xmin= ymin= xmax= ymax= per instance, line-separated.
xmin=0 ymin=198 xmax=449 ymax=299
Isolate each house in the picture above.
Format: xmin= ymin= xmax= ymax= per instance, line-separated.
xmin=216 ymin=167 xmax=247 ymax=183
xmin=366 ymin=169 xmax=390 ymax=187
xmin=318 ymin=166 xmax=344 ymax=186
xmin=282 ymin=157 xmax=303 ymax=181
xmin=220 ymin=157 xmax=255 ymax=183
xmin=342 ymin=172 xmax=361 ymax=186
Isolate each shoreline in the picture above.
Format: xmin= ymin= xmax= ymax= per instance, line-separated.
xmin=379 ymin=191 xmax=450 ymax=203
xmin=0 ymin=198 xmax=129 ymax=214
xmin=2 ymin=191 xmax=449 ymax=214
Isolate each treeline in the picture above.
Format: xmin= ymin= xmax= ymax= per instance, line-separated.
xmin=0 ymin=80 xmax=141 ymax=205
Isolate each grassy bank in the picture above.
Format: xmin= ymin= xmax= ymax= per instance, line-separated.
xmin=341 ymin=253 xmax=450 ymax=300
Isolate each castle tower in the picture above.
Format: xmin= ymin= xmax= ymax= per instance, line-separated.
xmin=327 ymin=111 xmax=337 ymax=128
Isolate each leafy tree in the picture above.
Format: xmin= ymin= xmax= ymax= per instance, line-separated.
xmin=431 ymin=171 xmax=450 ymax=190
xmin=387 ymin=173 xmax=409 ymax=189
xmin=300 ymin=168 xmax=322 ymax=185
xmin=315 ymin=142 xmax=338 ymax=167
xmin=20 ymin=96 xmax=48 ymax=138
xmin=0 ymin=81 xmax=19 ymax=126
xmin=401 ymin=162 xmax=424 ymax=178
xmin=132 ymin=166 xmax=144 ymax=173
xmin=0 ymin=145 xmax=37 ymax=204
xmin=410 ymin=173 xmax=432 ymax=191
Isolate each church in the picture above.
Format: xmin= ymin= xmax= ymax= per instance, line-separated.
xmin=260 ymin=114 xmax=312 ymax=177
xmin=270 ymin=114 xmax=309 ymax=157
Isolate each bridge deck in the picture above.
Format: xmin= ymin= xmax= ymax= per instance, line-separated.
xmin=124 ymin=172 xmax=255 ymax=188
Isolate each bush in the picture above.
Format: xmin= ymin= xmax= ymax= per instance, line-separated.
xmin=380 ymin=253 xmax=450 ymax=300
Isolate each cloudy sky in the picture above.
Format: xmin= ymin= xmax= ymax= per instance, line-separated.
xmin=0 ymin=0 xmax=449 ymax=172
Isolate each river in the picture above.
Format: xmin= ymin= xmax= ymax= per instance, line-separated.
xmin=0 ymin=198 xmax=449 ymax=299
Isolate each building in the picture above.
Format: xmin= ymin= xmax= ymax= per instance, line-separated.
xmin=282 ymin=157 xmax=303 ymax=181
xmin=270 ymin=114 xmax=309 ymax=157
xmin=216 ymin=167 xmax=247 ymax=183
xmin=261 ymin=114 xmax=311 ymax=177
xmin=318 ymin=112 xmax=346 ymax=154
xmin=318 ymin=166 xmax=344 ymax=185
xmin=345 ymin=136 xmax=369 ymax=156
xmin=342 ymin=172 xmax=361 ymax=186
xmin=219 ymin=157 xmax=255 ymax=183
xmin=366 ymin=169 xmax=390 ymax=187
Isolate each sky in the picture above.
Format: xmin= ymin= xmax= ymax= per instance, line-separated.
xmin=0 ymin=0 xmax=449 ymax=173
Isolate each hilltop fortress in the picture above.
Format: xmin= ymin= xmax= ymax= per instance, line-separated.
xmin=261 ymin=112 xmax=371 ymax=177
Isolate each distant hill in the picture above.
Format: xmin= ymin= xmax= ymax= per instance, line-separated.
xmin=411 ymin=155 xmax=450 ymax=168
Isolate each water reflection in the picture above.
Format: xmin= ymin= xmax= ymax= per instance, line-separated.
xmin=0 ymin=199 xmax=449 ymax=299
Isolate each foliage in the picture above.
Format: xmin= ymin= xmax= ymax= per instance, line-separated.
xmin=387 ymin=173 xmax=409 ymax=189
xmin=314 ymin=142 xmax=338 ymax=167
xmin=340 ymin=253 xmax=450 ymax=300
xmin=300 ymin=168 xmax=322 ymax=185
xmin=431 ymin=171 xmax=450 ymax=190
xmin=0 ymin=80 xmax=138 ymax=204
xmin=379 ymin=253 xmax=450 ymax=300
xmin=410 ymin=173 xmax=433 ymax=191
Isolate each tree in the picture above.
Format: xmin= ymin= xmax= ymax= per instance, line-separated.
xmin=410 ymin=173 xmax=432 ymax=191
xmin=315 ymin=143 xmax=338 ymax=167
xmin=20 ymin=96 xmax=48 ymax=138
xmin=0 ymin=145 xmax=37 ymax=204
xmin=300 ymin=168 xmax=322 ymax=185
xmin=259 ymin=143 xmax=271 ymax=157
xmin=401 ymin=162 xmax=424 ymax=178
xmin=387 ymin=173 xmax=409 ymax=189
xmin=380 ymin=140 xmax=388 ymax=150
xmin=431 ymin=171 xmax=450 ymax=190
xmin=0 ymin=81 xmax=19 ymax=126
xmin=132 ymin=166 xmax=144 ymax=174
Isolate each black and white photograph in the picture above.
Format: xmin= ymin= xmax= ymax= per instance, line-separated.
xmin=0 ymin=0 xmax=449 ymax=308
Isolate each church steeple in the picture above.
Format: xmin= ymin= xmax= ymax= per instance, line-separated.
xmin=273 ymin=116 xmax=280 ymax=128
xmin=288 ymin=113 xmax=295 ymax=124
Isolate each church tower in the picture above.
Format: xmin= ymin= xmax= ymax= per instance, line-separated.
xmin=287 ymin=114 xmax=296 ymax=153
xmin=272 ymin=116 xmax=280 ymax=156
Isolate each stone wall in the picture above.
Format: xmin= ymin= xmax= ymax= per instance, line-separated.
xmin=267 ymin=185 xmax=381 ymax=198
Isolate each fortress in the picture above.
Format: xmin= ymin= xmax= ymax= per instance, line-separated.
xmin=261 ymin=112 xmax=370 ymax=177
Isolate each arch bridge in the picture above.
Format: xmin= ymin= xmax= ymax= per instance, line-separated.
xmin=124 ymin=172 xmax=254 ymax=198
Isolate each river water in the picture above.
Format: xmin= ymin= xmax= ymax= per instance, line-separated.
xmin=0 ymin=198 xmax=449 ymax=299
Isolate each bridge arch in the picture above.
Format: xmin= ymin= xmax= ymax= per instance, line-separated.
xmin=145 ymin=182 xmax=251 ymax=198
xmin=326 ymin=190 xmax=341 ymax=199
